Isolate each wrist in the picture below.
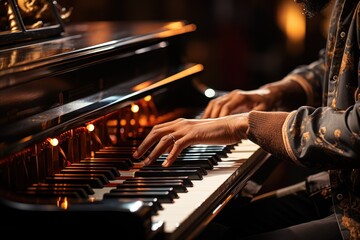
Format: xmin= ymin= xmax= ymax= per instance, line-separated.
xmin=260 ymin=77 xmax=307 ymax=110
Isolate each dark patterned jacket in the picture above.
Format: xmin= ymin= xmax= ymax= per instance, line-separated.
xmin=247 ymin=0 xmax=360 ymax=239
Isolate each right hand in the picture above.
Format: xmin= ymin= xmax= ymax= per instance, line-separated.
xmin=133 ymin=113 xmax=249 ymax=167
xmin=201 ymin=88 xmax=278 ymax=119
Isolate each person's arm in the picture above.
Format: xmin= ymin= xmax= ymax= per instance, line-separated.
xmin=246 ymin=102 xmax=360 ymax=169
xmin=201 ymin=50 xmax=325 ymax=118
xmin=260 ymin=53 xmax=325 ymax=111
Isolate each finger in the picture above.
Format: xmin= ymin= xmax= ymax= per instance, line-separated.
xmin=132 ymin=129 xmax=162 ymax=159
xmin=218 ymin=103 xmax=233 ymax=117
xmin=133 ymin=119 xmax=182 ymax=159
xmin=144 ymin=134 xmax=176 ymax=165
xmin=162 ymin=136 xmax=189 ymax=167
xmin=201 ymin=100 xmax=216 ymax=119
xmin=209 ymin=99 xmax=226 ymax=118
xmin=253 ymin=102 xmax=267 ymax=111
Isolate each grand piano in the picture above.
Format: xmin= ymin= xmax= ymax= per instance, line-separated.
xmin=0 ymin=1 xmax=274 ymax=239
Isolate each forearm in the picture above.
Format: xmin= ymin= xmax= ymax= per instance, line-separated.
xmin=260 ymin=75 xmax=308 ymax=111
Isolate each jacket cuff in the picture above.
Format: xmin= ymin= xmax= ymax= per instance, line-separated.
xmin=246 ymin=110 xmax=290 ymax=160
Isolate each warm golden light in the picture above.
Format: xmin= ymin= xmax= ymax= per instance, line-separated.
xmin=57 ymin=197 xmax=68 ymax=210
xmin=158 ymin=22 xmax=197 ymax=38
xmin=132 ymin=64 xmax=203 ymax=93
xmin=277 ymin=0 xmax=306 ymax=54
xmin=144 ymin=95 xmax=152 ymax=102
xmin=86 ymin=123 xmax=95 ymax=132
xmin=133 ymin=81 xmax=153 ymax=91
xmin=47 ymin=138 xmax=59 ymax=146
xmin=120 ymin=119 xmax=127 ymax=126
xmin=131 ymin=104 xmax=140 ymax=113
xmin=130 ymin=119 xmax=136 ymax=126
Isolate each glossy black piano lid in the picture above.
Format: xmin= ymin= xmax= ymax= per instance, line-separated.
xmin=0 ymin=21 xmax=203 ymax=158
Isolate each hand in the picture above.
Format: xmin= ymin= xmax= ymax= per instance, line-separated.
xmin=132 ymin=113 xmax=249 ymax=167
xmin=201 ymin=88 xmax=276 ymax=119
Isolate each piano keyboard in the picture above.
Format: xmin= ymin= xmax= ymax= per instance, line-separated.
xmin=14 ymin=137 xmax=264 ymax=239
xmin=89 ymin=139 xmax=260 ymax=239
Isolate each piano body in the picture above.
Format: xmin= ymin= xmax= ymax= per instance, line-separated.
xmin=0 ymin=1 xmax=274 ymax=239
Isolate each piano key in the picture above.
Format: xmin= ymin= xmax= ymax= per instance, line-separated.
xmin=151 ymin=141 xmax=261 ymax=237
xmin=153 ymin=158 xmax=214 ymax=170
xmin=60 ymin=168 xmax=116 ymax=180
xmin=103 ymin=191 xmax=175 ymax=203
xmin=21 ymin=190 xmax=82 ymax=199
xmin=80 ymin=158 xmax=133 ymax=169
xmin=117 ymin=182 xmax=188 ymax=193
xmin=157 ymin=155 xmax=219 ymax=165
xmin=64 ymin=165 xmax=121 ymax=177
xmin=141 ymin=165 xmax=207 ymax=176
xmin=134 ymin=169 xmax=203 ymax=180
xmin=52 ymin=173 xmax=109 ymax=184
xmin=159 ymin=153 xmax=222 ymax=163
xmin=110 ymin=187 xmax=179 ymax=199
xmin=176 ymin=148 xmax=229 ymax=157
xmin=30 ymin=183 xmax=95 ymax=195
xmin=23 ymin=187 xmax=89 ymax=198
xmin=125 ymin=176 xmax=193 ymax=187
xmin=102 ymin=197 xmax=164 ymax=212
xmin=45 ymin=176 xmax=104 ymax=188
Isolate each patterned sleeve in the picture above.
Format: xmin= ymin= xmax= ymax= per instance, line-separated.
xmin=282 ymin=102 xmax=360 ymax=169
xmin=283 ymin=50 xmax=325 ymax=107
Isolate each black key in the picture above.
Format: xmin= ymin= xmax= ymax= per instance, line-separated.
xmin=153 ymin=159 xmax=213 ymax=170
xmin=141 ymin=165 xmax=207 ymax=176
xmin=180 ymin=148 xmax=228 ymax=157
xmin=186 ymin=145 xmax=233 ymax=152
xmin=118 ymin=182 xmax=188 ymax=193
xmin=125 ymin=176 xmax=193 ymax=187
xmin=24 ymin=186 xmax=89 ymax=198
xmin=158 ymin=155 xmax=218 ymax=165
xmin=80 ymin=158 xmax=133 ymax=169
xmin=102 ymin=146 xmax=138 ymax=151
xmin=31 ymin=183 xmax=94 ymax=194
xmin=65 ymin=165 xmax=120 ymax=177
xmin=160 ymin=153 xmax=221 ymax=163
xmin=103 ymin=191 xmax=175 ymax=203
xmin=135 ymin=169 xmax=203 ymax=180
xmin=60 ymin=169 xmax=116 ymax=180
xmin=53 ymin=173 xmax=109 ymax=184
xmin=21 ymin=190 xmax=82 ymax=199
xmin=45 ymin=176 xmax=103 ymax=188
xmin=101 ymin=197 xmax=163 ymax=214
xmin=110 ymin=187 xmax=178 ymax=199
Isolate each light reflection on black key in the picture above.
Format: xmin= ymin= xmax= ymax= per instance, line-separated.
xmin=103 ymin=191 xmax=175 ymax=203
xmin=110 ymin=187 xmax=178 ymax=199
xmin=118 ymin=182 xmax=188 ymax=193
xmin=125 ymin=176 xmax=193 ymax=187
xmin=134 ymin=169 xmax=203 ymax=180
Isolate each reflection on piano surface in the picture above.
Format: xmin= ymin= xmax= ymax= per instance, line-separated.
xmin=0 ymin=15 xmax=272 ymax=240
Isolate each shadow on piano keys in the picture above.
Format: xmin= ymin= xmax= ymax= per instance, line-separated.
xmin=0 ymin=20 xmax=274 ymax=240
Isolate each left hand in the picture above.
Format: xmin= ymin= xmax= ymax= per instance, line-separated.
xmin=132 ymin=113 xmax=249 ymax=167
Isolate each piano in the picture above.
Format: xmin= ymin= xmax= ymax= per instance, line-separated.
xmin=0 ymin=1 xmax=274 ymax=239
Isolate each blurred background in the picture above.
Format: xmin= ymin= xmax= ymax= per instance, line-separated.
xmin=58 ymin=0 xmax=332 ymax=91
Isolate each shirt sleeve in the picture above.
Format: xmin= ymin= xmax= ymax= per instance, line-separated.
xmin=283 ymin=102 xmax=360 ymax=169
xmin=284 ymin=49 xmax=325 ymax=107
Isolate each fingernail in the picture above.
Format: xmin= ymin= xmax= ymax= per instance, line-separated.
xmin=162 ymin=159 xmax=168 ymax=167
xmin=132 ymin=151 xmax=138 ymax=158
xmin=144 ymin=157 xmax=151 ymax=165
